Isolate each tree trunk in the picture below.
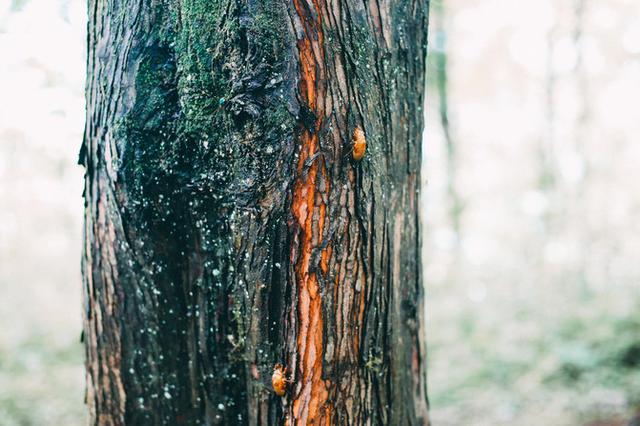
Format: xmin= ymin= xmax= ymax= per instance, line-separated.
xmin=80 ymin=0 xmax=429 ymax=424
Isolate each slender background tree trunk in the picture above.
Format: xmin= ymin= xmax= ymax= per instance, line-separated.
xmin=80 ymin=0 xmax=429 ymax=424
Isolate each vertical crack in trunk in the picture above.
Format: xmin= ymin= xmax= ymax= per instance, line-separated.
xmin=290 ymin=0 xmax=331 ymax=423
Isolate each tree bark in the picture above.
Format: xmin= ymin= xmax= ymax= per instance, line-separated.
xmin=80 ymin=0 xmax=429 ymax=424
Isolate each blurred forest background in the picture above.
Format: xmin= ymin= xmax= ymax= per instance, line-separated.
xmin=0 ymin=0 xmax=638 ymax=425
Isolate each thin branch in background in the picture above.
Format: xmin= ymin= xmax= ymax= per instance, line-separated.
xmin=434 ymin=0 xmax=463 ymax=242
xmin=573 ymin=0 xmax=591 ymax=291
xmin=573 ymin=0 xmax=590 ymax=184
xmin=542 ymin=19 xmax=558 ymax=194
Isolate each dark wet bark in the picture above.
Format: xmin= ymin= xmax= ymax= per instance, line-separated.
xmin=80 ymin=0 xmax=429 ymax=424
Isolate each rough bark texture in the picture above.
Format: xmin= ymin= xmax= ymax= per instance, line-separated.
xmin=80 ymin=0 xmax=429 ymax=424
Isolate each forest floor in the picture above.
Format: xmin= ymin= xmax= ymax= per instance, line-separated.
xmin=425 ymin=264 xmax=640 ymax=425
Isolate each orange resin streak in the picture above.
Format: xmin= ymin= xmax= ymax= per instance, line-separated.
xmin=290 ymin=0 xmax=331 ymax=423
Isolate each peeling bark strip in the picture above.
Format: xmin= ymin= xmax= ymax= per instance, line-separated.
xmin=81 ymin=0 xmax=429 ymax=425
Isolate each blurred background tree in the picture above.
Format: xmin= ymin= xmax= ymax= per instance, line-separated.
xmin=423 ymin=1 xmax=640 ymax=425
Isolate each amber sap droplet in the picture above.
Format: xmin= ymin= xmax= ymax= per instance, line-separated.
xmin=352 ymin=127 xmax=366 ymax=161
xmin=272 ymin=363 xmax=289 ymax=396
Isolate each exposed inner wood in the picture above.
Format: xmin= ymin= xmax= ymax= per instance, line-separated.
xmin=290 ymin=0 xmax=331 ymax=423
